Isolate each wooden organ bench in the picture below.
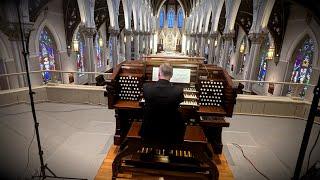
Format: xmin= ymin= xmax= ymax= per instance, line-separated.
xmin=112 ymin=121 xmax=219 ymax=180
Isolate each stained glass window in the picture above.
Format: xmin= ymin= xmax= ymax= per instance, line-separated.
xmin=109 ymin=39 xmax=113 ymax=65
xmin=76 ymin=31 xmax=85 ymax=77
xmin=159 ymin=9 xmax=164 ymax=29
xmin=257 ymin=37 xmax=270 ymax=85
xmin=177 ymin=8 xmax=184 ymax=29
xmin=167 ymin=8 xmax=175 ymax=28
xmin=289 ymin=37 xmax=314 ymax=97
xmin=95 ymin=32 xmax=103 ymax=68
xmin=39 ymin=27 xmax=57 ymax=83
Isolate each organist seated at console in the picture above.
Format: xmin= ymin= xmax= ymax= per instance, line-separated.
xmin=140 ymin=63 xmax=185 ymax=144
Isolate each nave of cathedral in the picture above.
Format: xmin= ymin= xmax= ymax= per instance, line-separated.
xmin=0 ymin=0 xmax=320 ymax=179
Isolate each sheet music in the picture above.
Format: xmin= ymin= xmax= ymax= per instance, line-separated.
xmin=152 ymin=67 xmax=191 ymax=83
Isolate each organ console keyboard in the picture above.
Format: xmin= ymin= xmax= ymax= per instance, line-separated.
xmin=106 ymin=58 xmax=237 ymax=154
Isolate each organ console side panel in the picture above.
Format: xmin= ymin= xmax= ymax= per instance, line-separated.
xmin=106 ymin=59 xmax=237 ymax=153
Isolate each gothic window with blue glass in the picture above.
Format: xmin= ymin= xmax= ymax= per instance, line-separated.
xmin=257 ymin=37 xmax=270 ymax=85
xmin=76 ymin=31 xmax=85 ymax=77
xmin=289 ymin=36 xmax=314 ymax=97
xmin=167 ymin=8 xmax=175 ymax=28
xmin=159 ymin=9 xmax=164 ymax=29
xmin=39 ymin=26 xmax=57 ymax=83
xmin=109 ymin=39 xmax=113 ymax=65
xmin=177 ymin=8 xmax=184 ymax=29
xmin=95 ymin=32 xmax=103 ymax=68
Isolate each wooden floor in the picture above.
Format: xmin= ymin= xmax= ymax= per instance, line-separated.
xmin=95 ymin=145 xmax=234 ymax=180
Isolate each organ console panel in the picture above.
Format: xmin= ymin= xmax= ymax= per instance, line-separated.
xmin=106 ymin=58 xmax=237 ymax=154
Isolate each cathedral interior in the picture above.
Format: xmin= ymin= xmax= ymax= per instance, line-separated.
xmin=0 ymin=0 xmax=320 ymax=179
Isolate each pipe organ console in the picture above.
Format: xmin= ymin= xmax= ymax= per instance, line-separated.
xmin=106 ymin=58 xmax=237 ymax=154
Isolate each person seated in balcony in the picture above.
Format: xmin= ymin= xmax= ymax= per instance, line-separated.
xmin=140 ymin=63 xmax=184 ymax=144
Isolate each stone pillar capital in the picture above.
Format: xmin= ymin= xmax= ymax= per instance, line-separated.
xmin=222 ymin=32 xmax=235 ymax=40
xmin=123 ymin=29 xmax=132 ymax=35
xmin=132 ymin=30 xmax=140 ymax=35
xmin=108 ymin=27 xmax=120 ymax=36
xmin=201 ymin=33 xmax=209 ymax=38
xmin=79 ymin=26 xmax=96 ymax=38
xmin=248 ymin=33 xmax=266 ymax=44
xmin=209 ymin=31 xmax=219 ymax=39
xmin=2 ymin=22 xmax=34 ymax=41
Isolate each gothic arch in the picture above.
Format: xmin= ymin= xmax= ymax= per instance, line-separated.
xmin=33 ymin=20 xmax=63 ymax=55
xmin=285 ymin=29 xmax=319 ymax=68
xmin=0 ymin=32 xmax=10 ymax=61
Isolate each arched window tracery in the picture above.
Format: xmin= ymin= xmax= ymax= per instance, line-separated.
xmin=75 ymin=31 xmax=85 ymax=77
xmin=288 ymin=36 xmax=315 ymax=97
xmin=39 ymin=26 xmax=58 ymax=83
xmin=257 ymin=36 xmax=270 ymax=85
xmin=167 ymin=8 xmax=175 ymax=28
xmin=177 ymin=8 xmax=184 ymax=29
xmin=159 ymin=8 xmax=165 ymax=29
xmin=95 ymin=32 xmax=103 ymax=68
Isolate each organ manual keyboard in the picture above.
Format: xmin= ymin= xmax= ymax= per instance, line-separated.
xmin=106 ymin=58 xmax=237 ymax=154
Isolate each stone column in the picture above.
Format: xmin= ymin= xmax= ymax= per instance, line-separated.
xmin=190 ymin=34 xmax=196 ymax=56
xmin=109 ymin=27 xmax=120 ymax=68
xmin=145 ymin=32 xmax=151 ymax=54
xmin=123 ymin=29 xmax=132 ymax=61
xmin=79 ymin=27 xmax=96 ymax=84
xmin=133 ymin=30 xmax=140 ymax=59
xmin=6 ymin=23 xmax=33 ymax=87
xmin=139 ymin=31 xmax=144 ymax=55
xmin=221 ymin=32 xmax=234 ymax=69
xmin=151 ymin=32 xmax=156 ymax=54
xmin=208 ymin=33 xmax=218 ymax=64
xmin=196 ymin=34 xmax=201 ymax=55
xmin=244 ymin=33 xmax=265 ymax=91
xmin=200 ymin=33 xmax=207 ymax=57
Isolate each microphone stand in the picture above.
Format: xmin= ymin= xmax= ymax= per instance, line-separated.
xmin=16 ymin=1 xmax=86 ymax=179
xmin=293 ymin=74 xmax=320 ymax=179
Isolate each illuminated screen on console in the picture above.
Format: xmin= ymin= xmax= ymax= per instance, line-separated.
xmin=152 ymin=67 xmax=191 ymax=83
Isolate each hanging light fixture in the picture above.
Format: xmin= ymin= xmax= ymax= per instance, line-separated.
xmin=124 ymin=36 xmax=127 ymax=43
xmin=214 ymin=39 xmax=218 ymax=47
xmin=239 ymin=41 xmax=245 ymax=53
xmin=99 ymin=37 xmax=103 ymax=47
xmin=73 ymin=39 xmax=79 ymax=52
xmin=131 ymin=36 xmax=134 ymax=42
xmin=207 ymin=39 xmax=210 ymax=45
xmin=266 ymin=46 xmax=275 ymax=60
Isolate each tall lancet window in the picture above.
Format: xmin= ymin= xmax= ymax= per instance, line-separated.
xmin=95 ymin=32 xmax=103 ymax=68
xmin=159 ymin=8 xmax=164 ymax=29
xmin=177 ymin=8 xmax=184 ymax=29
xmin=39 ymin=26 xmax=58 ymax=83
xmin=76 ymin=31 xmax=85 ymax=77
xmin=167 ymin=8 xmax=175 ymax=28
xmin=289 ymin=36 xmax=314 ymax=97
xmin=257 ymin=37 xmax=270 ymax=85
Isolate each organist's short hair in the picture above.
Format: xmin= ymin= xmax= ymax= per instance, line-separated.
xmin=159 ymin=63 xmax=173 ymax=78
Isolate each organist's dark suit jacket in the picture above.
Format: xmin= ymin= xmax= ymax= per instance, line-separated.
xmin=140 ymin=79 xmax=184 ymax=144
